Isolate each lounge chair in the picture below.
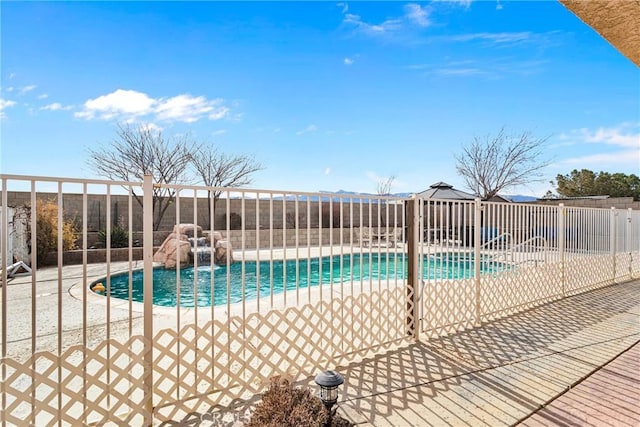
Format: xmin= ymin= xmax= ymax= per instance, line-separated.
xmin=355 ymin=227 xmax=372 ymax=247
xmin=390 ymin=227 xmax=403 ymax=247
xmin=4 ymin=261 xmax=32 ymax=279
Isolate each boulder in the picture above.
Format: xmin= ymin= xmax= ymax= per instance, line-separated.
xmin=153 ymin=232 xmax=191 ymax=268
xmin=211 ymin=231 xmax=224 ymax=243
xmin=166 ymin=241 xmax=191 ymax=268
xmin=173 ymin=223 xmax=202 ymax=238
xmin=214 ymin=239 xmax=234 ymax=265
xmin=153 ymin=224 xmax=234 ymax=268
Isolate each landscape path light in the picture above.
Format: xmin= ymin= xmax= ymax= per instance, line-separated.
xmin=315 ymin=370 xmax=344 ymax=425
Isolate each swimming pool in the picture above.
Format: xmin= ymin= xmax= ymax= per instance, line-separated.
xmin=94 ymin=253 xmax=505 ymax=307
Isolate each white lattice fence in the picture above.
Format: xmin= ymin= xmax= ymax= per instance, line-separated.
xmin=0 ymin=285 xmax=409 ymax=426
xmin=633 ymin=252 xmax=640 ymax=278
xmin=150 ymin=287 xmax=408 ymax=421
xmin=565 ymin=254 xmax=615 ymax=295
xmin=0 ymin=337 xmax=151 ymax=426
xmin=482 ymin=262 xmax=564 ymax=321
xmin=420 ymin=278 xmax=476 ymax=338
xmin=615 ymin=252 xmax=634 ymax=283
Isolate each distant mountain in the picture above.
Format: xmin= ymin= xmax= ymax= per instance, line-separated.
xmin=273 ymin=190 xmax=538 ymax=203
xmin=267 ymin=190 xmax=412 ymax=203
xmin=328 ymin=190 xmax=412 ymax=198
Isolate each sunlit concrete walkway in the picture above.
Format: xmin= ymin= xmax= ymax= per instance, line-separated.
xmin=521 ymin=340 xmax=639 ymax=427
xmin=172 ymin=279 xmax=640 ymax=426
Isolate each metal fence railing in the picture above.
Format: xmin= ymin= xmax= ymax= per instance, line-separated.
xmin=415 ymin=197 xmax=640 ymax=337
xmin=1 ymin=173 xmax=639 ymax=425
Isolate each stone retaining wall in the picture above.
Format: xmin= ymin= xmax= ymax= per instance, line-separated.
xmin=45 ymin=228 xmax=366 ymax=266
xmin=44 ymin=247 xmax=147 ymax=265
xmin=536 ymin=196 xmax=640 ymax=210
xmin=5 ymin=191 xmax=398 ymax=234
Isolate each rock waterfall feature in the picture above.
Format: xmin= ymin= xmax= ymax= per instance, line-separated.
xmin=153 ymin=224 xmax=234 ymax=268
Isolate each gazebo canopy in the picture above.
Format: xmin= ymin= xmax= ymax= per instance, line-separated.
xmin=415 ymin=182 xmax=477 ymax=200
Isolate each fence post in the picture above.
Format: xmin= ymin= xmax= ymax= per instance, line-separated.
xmin=627 ymin=208 xmax=633 ymax=278
xmin=142 ymin=174 xmax=154 ymax=424
xmin=610 ymin=207 xmax=617 ymax=283
xmin=558 ymin=203 xmax=566 ymax=297
xmin=406 ymin=197 xmax=419 ymax=341
xmin=1 ymin=178 xmax=7 ymax=422
xmin=474 ymin=198 xmax=482 ymax=326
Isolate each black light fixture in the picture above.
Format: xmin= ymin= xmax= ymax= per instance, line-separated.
xmin=315 ymin=370 xmax=344 ymax=422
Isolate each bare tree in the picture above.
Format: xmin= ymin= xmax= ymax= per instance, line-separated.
xmin=190 ymin=144 xmax=263 ymax=229
xmin=376 ymin=175 xmax=396 ymax=227
xmin=87 ymin=123 xmax=193 ymax=230
xmin=455 ymin=128 xmax=550 ymax=200
xmin=376 ymin=175 xmax=396 ymax=197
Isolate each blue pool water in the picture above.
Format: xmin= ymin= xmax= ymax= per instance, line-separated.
xmin=95 ymin=253 xmax=504 ymax=307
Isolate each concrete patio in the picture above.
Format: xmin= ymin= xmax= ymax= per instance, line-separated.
xmin=171 ymin=279 xmax=640 ymax=426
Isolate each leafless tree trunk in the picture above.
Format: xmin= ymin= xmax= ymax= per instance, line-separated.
xmin=87 ymin=123 xmax=193 ymax=230
xmin=455 ymin=127 xmax=550 ymax=200
xmin=376 ymin=175 xmax=396 ymax=197
xmin=376 ymin=175 xmax=396 ymax=227
xmin=190 ymin=144 xmax=263 ymax=229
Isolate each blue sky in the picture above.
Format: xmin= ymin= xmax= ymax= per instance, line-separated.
xmin=1 ymin=1 xmax=639 ymax=196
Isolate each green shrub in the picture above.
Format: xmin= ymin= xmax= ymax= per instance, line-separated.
xmin=97 ymin=225 xmax=129 ymax=248
xmin=33 ymin=200 xmax=78 ymax=265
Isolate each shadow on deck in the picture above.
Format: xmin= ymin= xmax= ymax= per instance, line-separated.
xmin=163 ymin=280 xmax=640 ymax=426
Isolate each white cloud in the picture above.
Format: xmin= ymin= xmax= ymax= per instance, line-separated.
xmin=579 ymin=125 xmax=640 ymax=148
xmin=448 ymin=32 xmax=533 ymax=44
xmin=325 ymin=167 xmax=332 ymax=175
xmin=560 ymin=123 xmax=640 ymax=148
xmin=404 ymin=4 xmax=431 ymax=27
xmin=341 ymin=3 xmax=435 ymax=39
xmin=452 ymin=0 xmax=472 ymax=8
xmin=41 ymin=102 xmax=73 ymax=111
xmin=212 ymin=129 xmax=227 ymax=137
xmin=76 ymin=89 xmax=155 ymax=119
xmin=4 ymin=86 xmax=15 ymax=93
xmin=37 ymin=93 xmax=49 ymax=99
xmin=557 ymin=123 xmax=640 ymax=170
xmin=440 ymin=31 xmax=560 ymax=50
xmin=337 ymin=2 xmax=348 ymax=14
xmin=496 ymin=0 xmax=504 ymax=10
xmin=344 ymin=57 xmax=355 ymax=65
xmin=8 ymin=73 xmax=16 ymax=80
xmin=0 ymin=98 xmax=17 ymax=119
xmin=344 ymin=13 xmax=402 ymax=36
xmin=208 ymin=105 xmax=230 ymax=120
xmin=0 ymin=99 xmax=16 ymax=109
xmin=41 ymin=102 xmax=62 ymax=111
xmin=19 ymin=85 xmax=37 ymax=94
xmin=432 ymin=67 xmax=485 ymax=76
xmin=140 ymin=122 xmax=163 ymax=132
xmin=75 ymin=89 xmax=231 ymax=123
xmin=412 ymin=58 xmax=546 ymax=78
xmin=558 ymin=150 xmax=640 ymax=168
xmin=155 ymin=94 xmax=228 ymax=123
xmin=296 ymin=124 xmax=318 ymax=136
